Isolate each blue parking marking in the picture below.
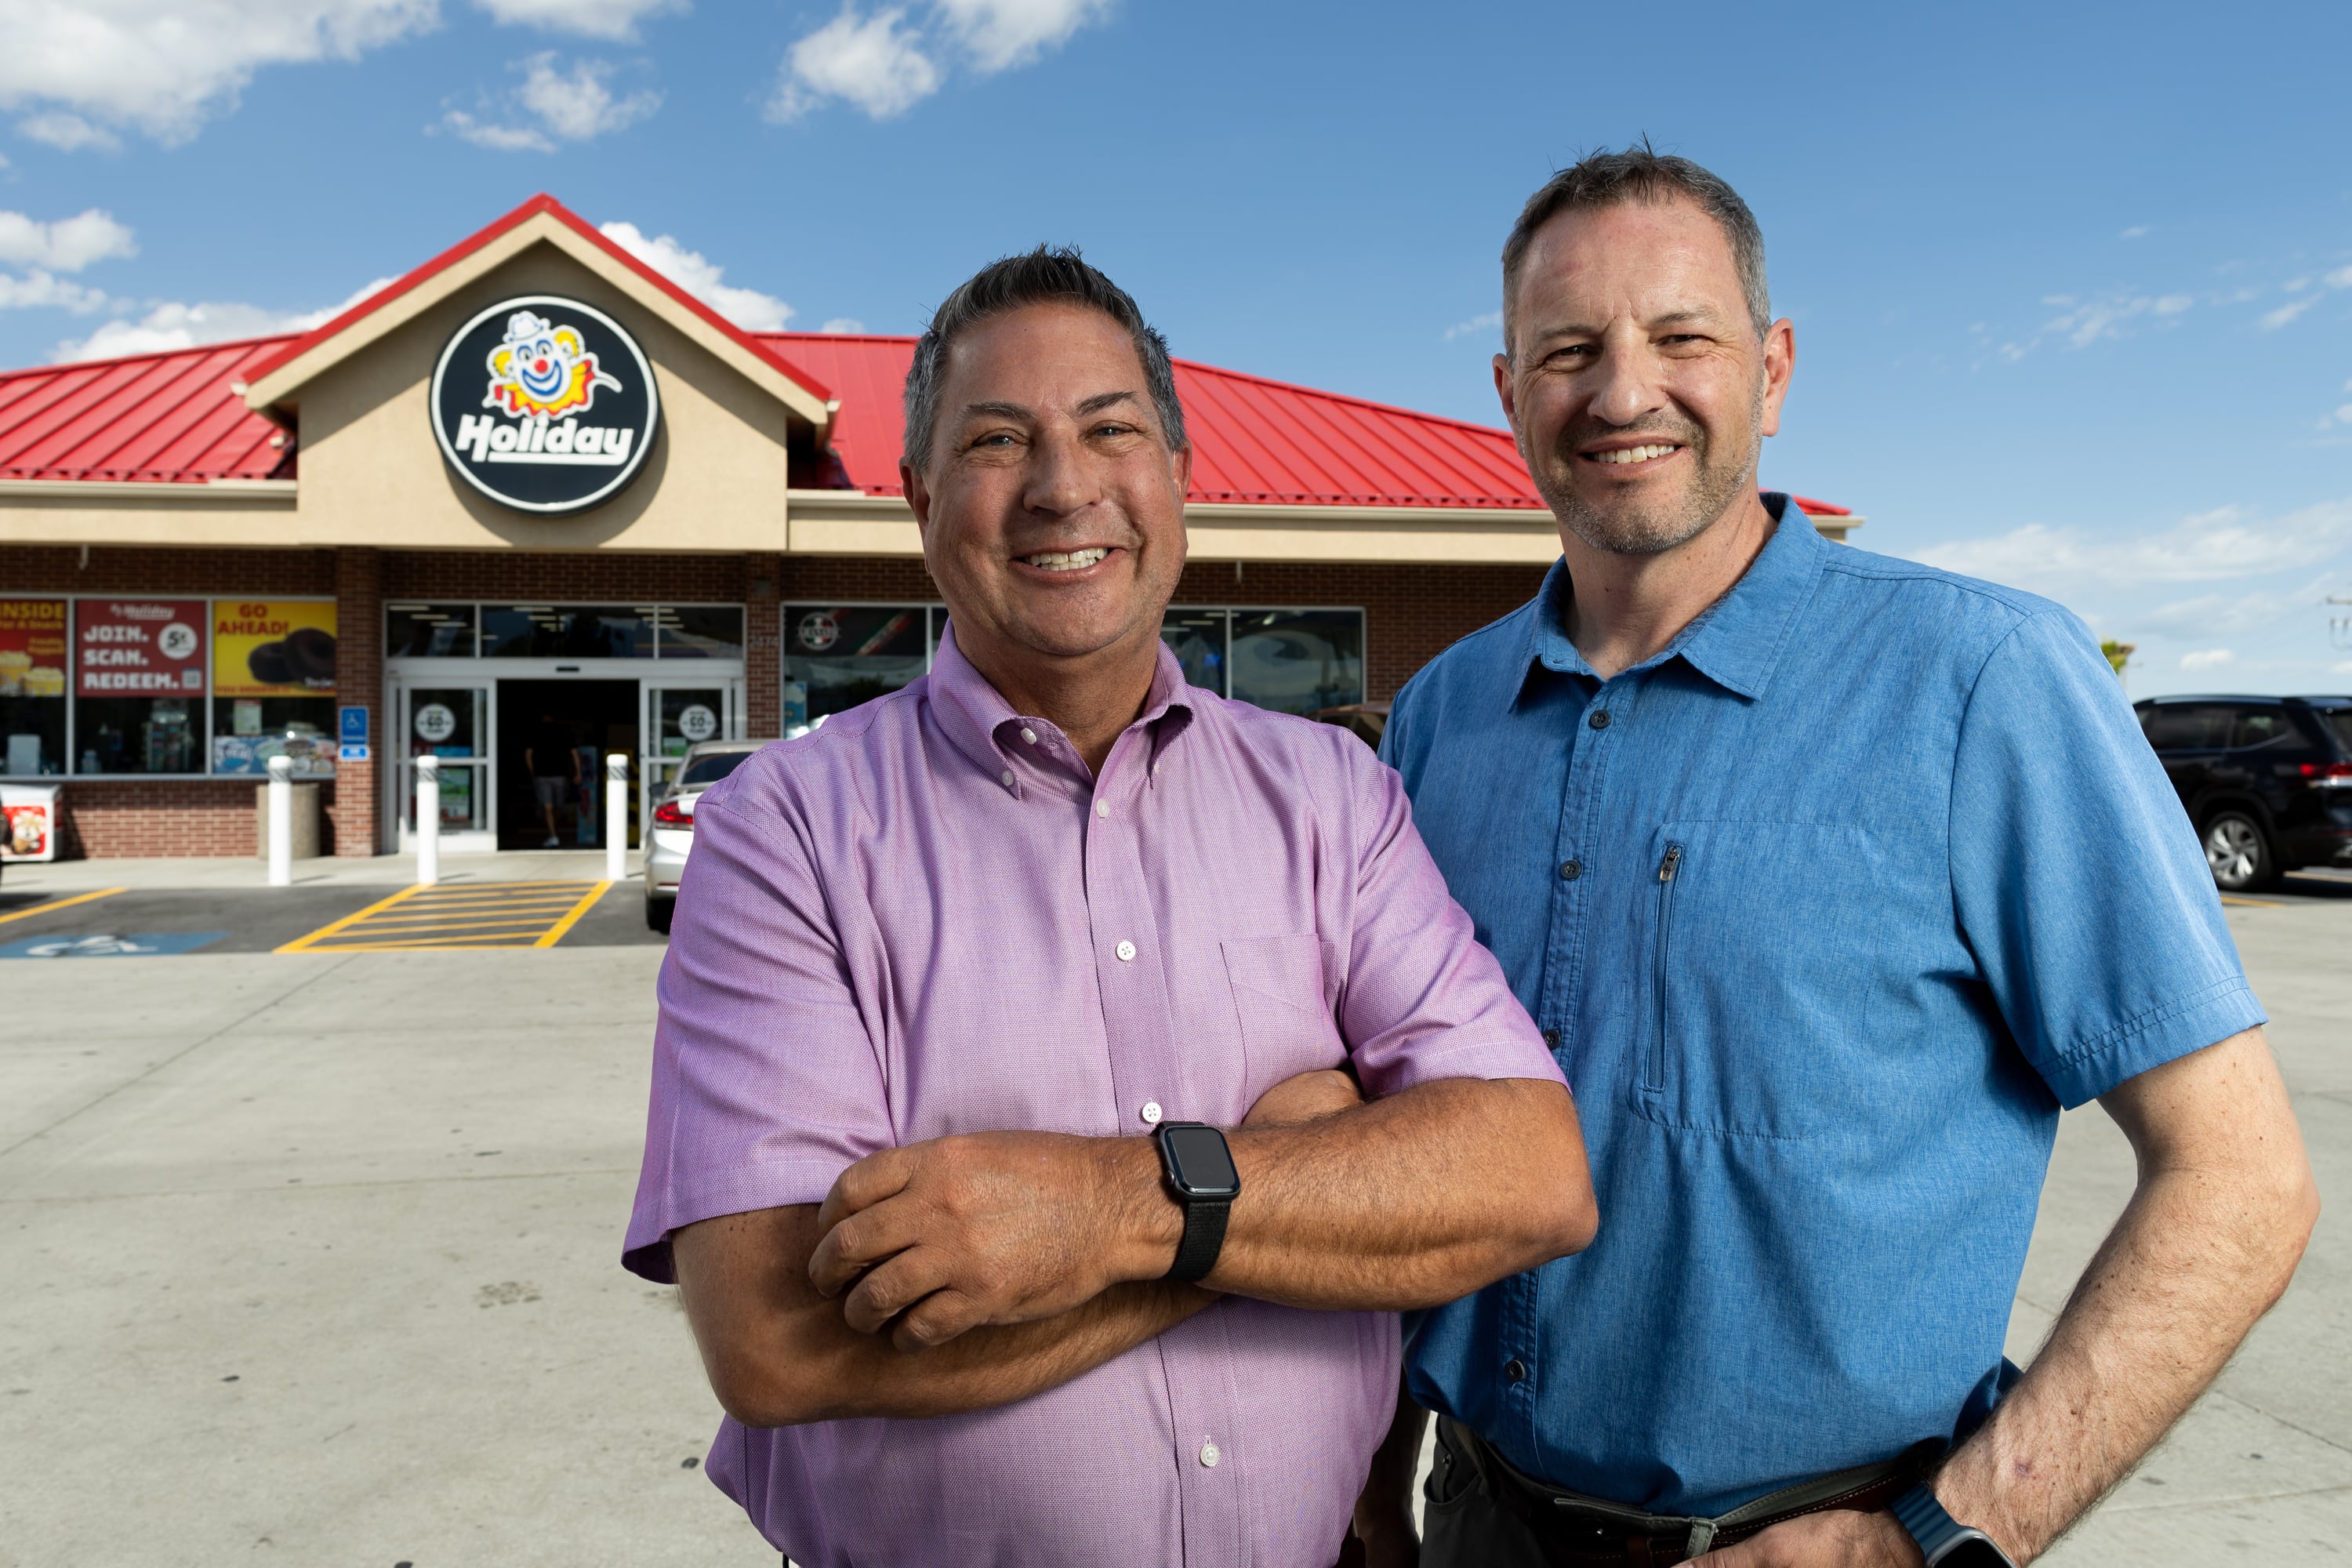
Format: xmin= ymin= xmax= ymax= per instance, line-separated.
xmin=0 ymin=931 xmax=228 ymax=959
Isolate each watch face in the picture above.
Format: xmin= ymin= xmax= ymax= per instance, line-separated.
xmin=1938 ymin=1541 xmax=2016 ymax=1568
xmin=1161 ymin=1125 xmax=1240 ymax=1198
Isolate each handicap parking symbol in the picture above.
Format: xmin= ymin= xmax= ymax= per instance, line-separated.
xmin=0 ymin=931 xmax=227 ymax=959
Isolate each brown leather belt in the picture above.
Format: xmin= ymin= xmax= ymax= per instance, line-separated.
xmin=1441 ymin=1418 xmax=1935 ymax=1567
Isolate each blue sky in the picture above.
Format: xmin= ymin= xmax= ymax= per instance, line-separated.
xmin=2 ymin=0 xmax=2349 ymax=695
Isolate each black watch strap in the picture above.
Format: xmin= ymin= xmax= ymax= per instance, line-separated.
xmin=1166 ymin=1196 xmax=1230 ymax=1283
xmin=1892 ymin=1483 xmax=2017 ymax=1566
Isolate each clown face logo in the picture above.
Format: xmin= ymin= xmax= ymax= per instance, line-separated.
xmin=484 ymin=310 xmax=622 ymax=420
xmin=430 ymin=295 xmax=659 ymax=516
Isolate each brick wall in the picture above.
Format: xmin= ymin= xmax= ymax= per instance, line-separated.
xmin=54 ymin=778 xmax=336 ymax=859
xmin=333 ymin=548 xmax=381 ymax=855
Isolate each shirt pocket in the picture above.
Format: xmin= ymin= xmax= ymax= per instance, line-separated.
xmin=1221 ymin=933 xmax=1347 ymax=1102
xmin=1629 ymin=818 xmax=1915 ymax=1142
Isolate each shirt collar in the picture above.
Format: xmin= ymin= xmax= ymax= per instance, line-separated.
xmin=1515 ymin=492 xmax=1829 ymax=706
xmin=930 ymin=617 xmax=1195 ymax=786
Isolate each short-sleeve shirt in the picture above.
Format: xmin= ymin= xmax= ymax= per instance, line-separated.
xmin=1383 ymin=496 xmax=2263 ymax=1517
xmin=623 ymin=625 xmax=1565 ymax=1568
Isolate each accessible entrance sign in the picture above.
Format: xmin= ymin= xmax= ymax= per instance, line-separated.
xmin=429 ymin=295 xmax=660 ymax=516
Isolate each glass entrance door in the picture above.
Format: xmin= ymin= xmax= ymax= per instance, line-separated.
xmin=398 ymin=683 xmax=492 ymax=848
xmin=642 ymin=682 xmax=736 ymax=833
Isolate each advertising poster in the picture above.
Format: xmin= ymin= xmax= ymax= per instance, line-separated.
xmin=213 ymin=601 xmax=338 ymax=695
xmin=0 ymin=598 xmax=69 ymax=699
xmin=1 ymin=784 xmax=59 ymax=861
xmin=75 ymin=601 xmax=206 ymax=696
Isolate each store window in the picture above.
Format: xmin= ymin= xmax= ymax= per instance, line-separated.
xmin=783 ymin=604 xmax=934 ymax=726
xmin=387 ymin=604 xmax=477 ymax=658
xmin=481 ymin=605 xmax=657 ymax=659
xmin=73 ymin=599 xmax=208 ymax=774
xmin=1160 ymin=606 xmax=1365 ymax=715
xmin=655 ymin=605 xmax=746 ymax=659
xmin=211 ymin=601 xmax=339 ymax=778
xmin=0 ymin=598 xmax=70 ymax=776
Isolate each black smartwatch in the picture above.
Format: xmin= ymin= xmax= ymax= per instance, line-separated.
xmin=1891 ymin=1483 xmax=2017 ymax=1567
xmin=1154 ymin=1122 xmax=1240 ymax=1282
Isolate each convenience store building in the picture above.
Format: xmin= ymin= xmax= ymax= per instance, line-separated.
xmin=0 ymin=194 xmax=1860 ymax=860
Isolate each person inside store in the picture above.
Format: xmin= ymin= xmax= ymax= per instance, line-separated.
xmin=522 ymin=710 xmax=579 ymax=849
xmin=1359 ymin=146 xmax=2321 ymax=1567
xmin=618 ymin=248 xmax=1599 ymax=1568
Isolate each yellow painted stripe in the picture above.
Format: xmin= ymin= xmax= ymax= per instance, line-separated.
xmin=2219 ymin=894 xmax=2282 ymax=908
xmin=360 ymin=901 xmax=586 ymax=920
xmin=299 ymin=934 xmax=552 ymax=951
xmin=534 ymin=880 xmax=612 ymax=948
xmin=0 ymin=886 xmax=127 ymax=927
xmin=275 ymin=883 xmax=426 ymax=953
xmin=332 ymin=916 xmax=571 ymax=936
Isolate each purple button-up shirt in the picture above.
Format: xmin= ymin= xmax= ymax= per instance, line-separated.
xmin=623 ymin=625 xmax=1563 ymax=1567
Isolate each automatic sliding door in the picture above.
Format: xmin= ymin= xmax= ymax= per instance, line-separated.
xmin=400 ymin=684 xmax=491 ymax=844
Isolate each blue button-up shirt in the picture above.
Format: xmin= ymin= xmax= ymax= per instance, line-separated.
xmin=1384 ymin=496 xmax=2264 ymax=1516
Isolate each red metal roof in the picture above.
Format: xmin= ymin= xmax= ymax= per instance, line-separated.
xmin=0 ymin=335 xmax=296 ymax=484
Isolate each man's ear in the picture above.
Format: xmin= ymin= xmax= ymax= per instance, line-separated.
xmin=1759 ymin=318 xmax=1795 ymax=440
xmin=1492 ymin=354 xmax=1527 ymax=460
xmin=902 ymin=459 xmax=932 ymax=535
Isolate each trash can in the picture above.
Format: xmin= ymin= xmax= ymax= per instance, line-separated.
xmin=254 ymin=782 xmax=323 ymax=860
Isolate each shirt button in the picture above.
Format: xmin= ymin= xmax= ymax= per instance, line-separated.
xmin=1504 ymin=1358 xmax=1528 ymax=1383
xmin=999 ymin=770 xmax=1015 ymax=789
xmin=1558 ymin=858 xmax=1582 ymax=880
xmin=1199 ymin=1439 xmax=1221 ymax=1468
xmin=1588 ymin=710 xmax=1611 ymax=731
xmin=1095 ymin=798 xmax=1111 ymax=818
xmin=1541 ymin=1029 xmax=1561 ymax=1049
xmin=1020 ymin=727 xmax=1037 ymax=745
xmin=1141 ymin=1100 xmax=1163 ymax=1124
xmin=1116 ymin=939 xmax=1137 ymax=962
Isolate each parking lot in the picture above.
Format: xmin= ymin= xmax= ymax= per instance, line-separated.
xmin=0 ymin=857 xmax=2344 ymax=1565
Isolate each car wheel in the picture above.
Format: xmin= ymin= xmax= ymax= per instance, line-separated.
xmin=645 ymin=895 xmax=674 ymax=934
xmin=2202 ymin=811 xmax=2278 ymax=892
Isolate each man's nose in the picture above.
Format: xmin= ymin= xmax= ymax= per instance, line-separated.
xmin=1588 ymin=344 xmax=1664 ymax=429
xmin=1022 ymin=425 xmax=1098 ymax=517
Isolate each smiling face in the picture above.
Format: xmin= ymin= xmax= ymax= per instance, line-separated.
xmin=903 ymin=301 xmax=1191 ymax=679
xmin=1497 ymin=197 xmax=1791 ymax=557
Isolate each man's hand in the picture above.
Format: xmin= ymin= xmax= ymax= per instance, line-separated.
xmin=809 ymin=1131 xmax=1171 ymax=1352
xmin=1699 ymin=1509 xmax=1920 ymax=1566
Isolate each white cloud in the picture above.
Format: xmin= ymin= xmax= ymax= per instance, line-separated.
xmin=770 ymin=6 xmax=940 ymax=121
xmin=50 ymin=274 xmax=393 ymax=361
xmin=439 ymin=53 xmax=659 ymax=151
xmin=819 ymin=317 xmax=865 ymax=333
xmin=1443 ymin=309 xmax=1501 ymax=342
xmin=0 ymin=270 xmax=111 ymax=313
xmin=470 ymin=0 xmax=682 ymax=41
xmin=2120 ymin=225 xmax=2150 ymax=240
xmin=0 ymin=0 xmax=439 ymax=146
xmin=2262 ymin=296 xmax=2321 ymax=331
xmin=1993 ymin=289 xmax=2196 ymax=361
xmin=0 ymin=209 xmax=136 ymax=272
xmin=1915 ymin=499 xmax=2352 ymax=591
xmin=2180 ymin=648 xmax=2235 ymax=671
xmin=934 ymin=0 xmax=1110 ymax=72
xmin=597 ymin=220 xmax=791 ymax=330
xmin=16 ymin=112 xmax=121 ymax=151
xmin=2328 ymin=265 xmax=2352 ymax=290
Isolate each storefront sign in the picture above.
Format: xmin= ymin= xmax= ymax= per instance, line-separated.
xmin=0 ymin=598 xmax=68 ymax=699
xmin=339 ymin=705 xmax=370 ymax=762
xmin=678 ymin=702 xmax=718 ymax=743
xmin=430 ymin=295 xmax=659 ymax=515
xmin=214 ymin=601 xmax=338 ymax=695
xmin=75 ymin=601 xmax=205 ymax=695
xmin=415 ymin=702 xmax=457 ymax=744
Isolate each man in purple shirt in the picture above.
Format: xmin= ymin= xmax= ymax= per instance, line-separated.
xmin=622 ymin=248 xmax=1598 ymax=1567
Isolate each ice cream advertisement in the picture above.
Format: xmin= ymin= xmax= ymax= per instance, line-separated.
xmin=0 ymin=598 xmax=68 ymax=700
xmin=75 ymin=600 xmax=205 ymax=696
xmin=212 ymin=601 xmax=338 ymax=696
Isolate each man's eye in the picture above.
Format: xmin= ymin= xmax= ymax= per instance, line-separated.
xmin=1091 ymin=423 xmax=1134 ymax=437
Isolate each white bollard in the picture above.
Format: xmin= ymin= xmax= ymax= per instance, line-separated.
xmin=415 ymin=754 xmax=441 ymax=888
xmin=266 ymin=754 xmax=293 ymax=887
xmin=605 ymin=753 xmax=628 ymax=882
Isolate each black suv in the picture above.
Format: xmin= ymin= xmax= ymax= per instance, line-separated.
xmin=2136 ymin=695 xmax=2352 ymax=891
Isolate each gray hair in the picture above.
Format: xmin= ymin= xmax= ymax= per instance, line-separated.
xmin=1501 ymin=143 xmax=1771 ymax=351
xmin=901 ymin=245 xmax=1189 ymax=474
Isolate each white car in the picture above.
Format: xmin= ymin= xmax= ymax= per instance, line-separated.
xmin=643 ymin=739 xmax=772 ymax=932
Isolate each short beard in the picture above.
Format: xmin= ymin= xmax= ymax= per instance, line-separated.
xmin=1531 ymin=392 xmax=1763 ymax=558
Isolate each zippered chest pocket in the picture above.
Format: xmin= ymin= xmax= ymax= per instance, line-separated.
xmin=1628 ymin=820 xmax=1927 ymax=1142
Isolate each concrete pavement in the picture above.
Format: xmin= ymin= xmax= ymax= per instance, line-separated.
xmin=0 ymin=869 xmax=2343 ymax=1564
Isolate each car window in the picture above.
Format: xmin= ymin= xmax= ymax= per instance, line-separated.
xmin=679 ymin=751 xmax=753 ymax=788
xmin=2140 ymin=704 xmax=2233 ymax=750
xmin=2230 ymin=707 xmax=2298 ymax=750
xmin=2323 ymin=710 xmax=2352 ymax=753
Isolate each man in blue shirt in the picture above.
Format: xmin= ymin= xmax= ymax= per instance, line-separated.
xmin=1356 ymin=148 xmax=2319 ymax=1567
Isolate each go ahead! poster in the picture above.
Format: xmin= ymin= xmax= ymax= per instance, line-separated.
xmin=213 ymin=601 xmax=338 ymax=696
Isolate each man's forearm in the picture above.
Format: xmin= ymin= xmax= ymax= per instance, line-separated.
xmin=675 ymin=1205 xmax=1214 ymax=1426
xmin=1148 ymin=1076 xmax=1595 ymax=1311
xmin=1929 ymin=1031 xmax=2316 ymax=1560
